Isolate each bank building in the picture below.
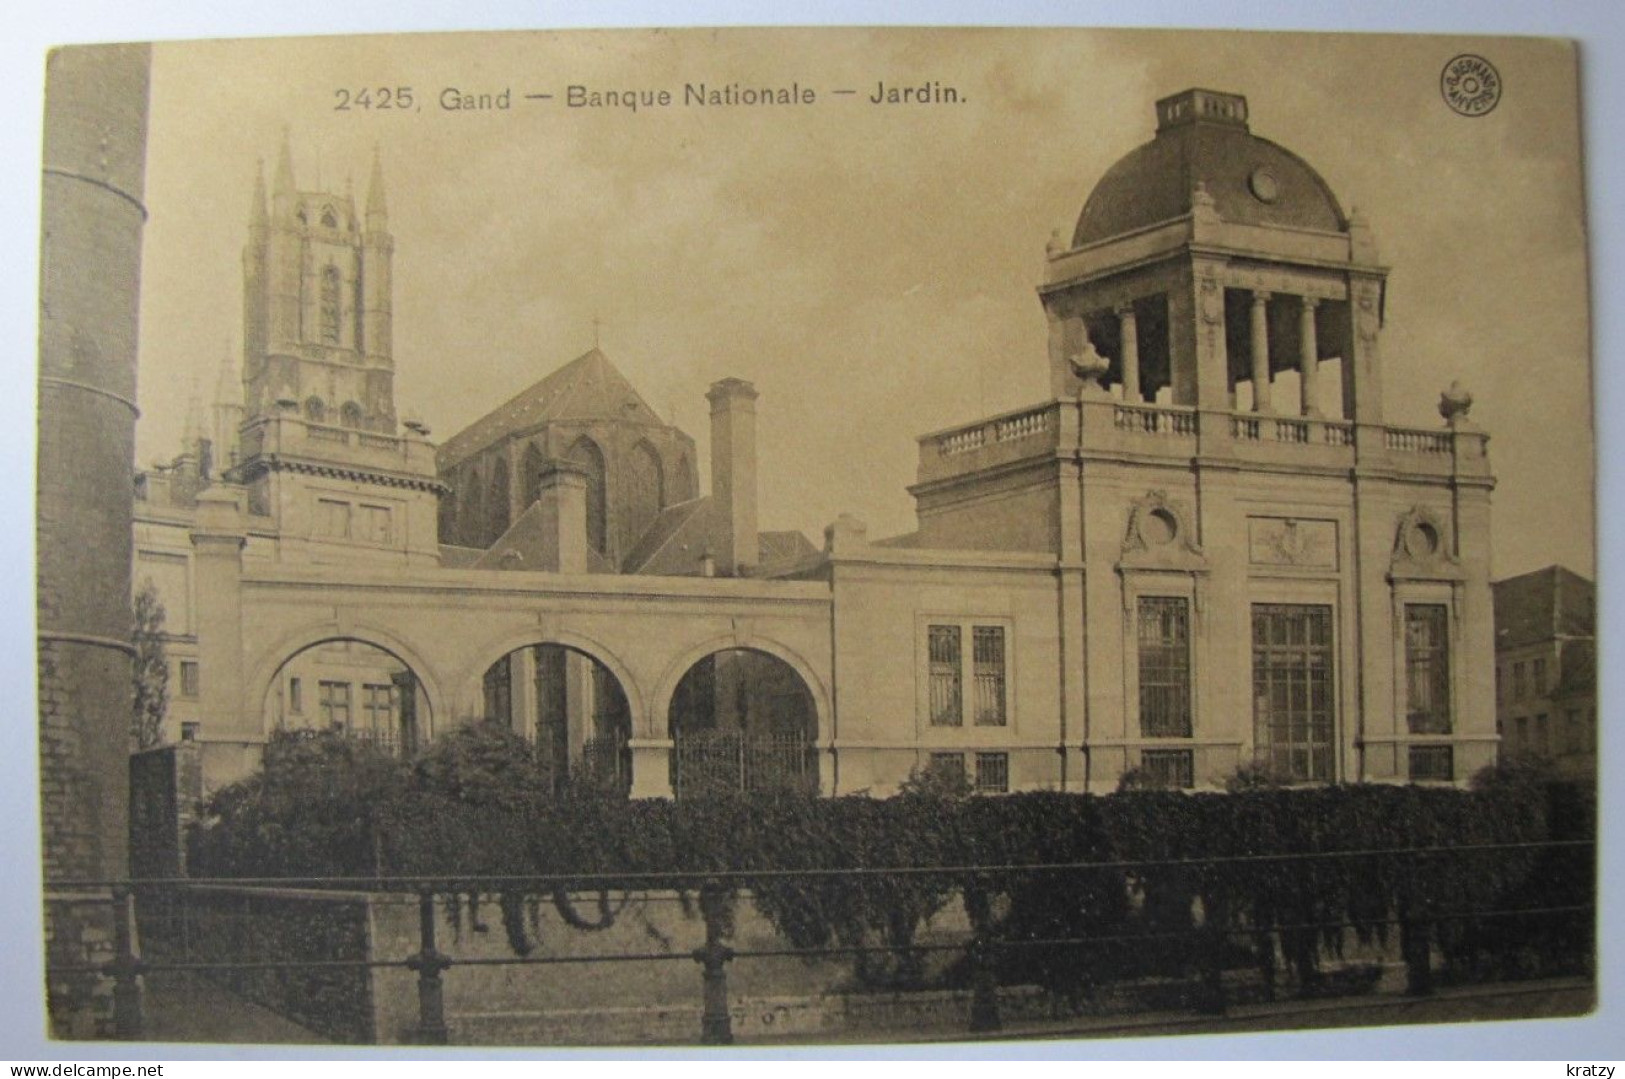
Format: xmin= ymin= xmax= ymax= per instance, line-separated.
xmin=133 ymin=88 xmax=1497 ymax=798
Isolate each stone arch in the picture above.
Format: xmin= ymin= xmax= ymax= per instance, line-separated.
xmin=653 ymin=633 xmax=830 ymax=744
xmin=243 ymin=621 xmax=448 ymax=742
xmin=566 ymin=435 xmax=608 ymax=555
xmin=453 ymin=625 xmax=647 ymax=734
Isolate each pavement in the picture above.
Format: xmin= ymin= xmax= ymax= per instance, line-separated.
xmin=130 ymin=972 xmax=1595 ymax=1049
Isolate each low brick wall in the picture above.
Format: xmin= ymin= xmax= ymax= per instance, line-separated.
xmin=157 ymin=886 xmax=378 ymax=1044
xmin=153 ymin=885 xmax=1398 ymax=1046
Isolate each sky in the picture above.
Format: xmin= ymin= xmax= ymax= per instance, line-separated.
xmin=134 ymin=28 xmax=1593 ymax=577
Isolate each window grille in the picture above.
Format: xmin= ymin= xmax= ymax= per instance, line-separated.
xmin=1408 ymin=744 xmax=1454 ymax=782
xmin=1252 ymin=604 xmax=1335 ymax=783
xmin=1141 ymin=748 xmax=1194 ymax=789
xmin=1404 ymin=605 xmax=1451 ymax=735
xmin=974 ymin=752 xmax=1009 ymax=793
xmin=972 ymin=626 xmax=1007 ymax=726
xmin=928 ymin=752 xmax=966 ymax=783
xmin=1138 ymin=597 xmax=1192 ymax=737
xmin=928 ymin=625 xmax=962 ymax=726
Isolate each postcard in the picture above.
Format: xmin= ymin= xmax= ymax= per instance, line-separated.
xmin=33 ymin=26 xmax=1596 ymax=1050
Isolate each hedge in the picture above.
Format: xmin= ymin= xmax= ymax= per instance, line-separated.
xmin=187 ymin=724 xmax=1595 ymax=995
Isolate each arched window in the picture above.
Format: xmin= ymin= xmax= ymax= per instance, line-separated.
xmin=488 ymin=458 xmax=511 ymax=539
xmin=566 ymin=436 xmax=608 ymax=555
xmin=672 ymin=452 xmax=696 ymax=503
xmin=626 ymin=440 xmax=665 ymax=544
xmin=304 ymin=396 xmax=327 ymax=423
xmin=461 ymin=470 xmax=486 ymax=548
xmin=522 ymin=442 xmax=545 ymax=509
xmin=339 ymin=401 xmax=363 ymax=428
xmin=320 ymin=265 xmax=342 ymax=344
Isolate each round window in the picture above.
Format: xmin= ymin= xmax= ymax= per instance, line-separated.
xmin=1249 ymin=167 xmax=1280 ymax=203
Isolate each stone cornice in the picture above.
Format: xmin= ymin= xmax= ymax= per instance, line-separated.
xmin=235 ymin=454 xmax=448 ymax=495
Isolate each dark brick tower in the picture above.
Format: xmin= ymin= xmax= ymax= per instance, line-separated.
xmin=37 ymin=43 xmax=152 ymax=1036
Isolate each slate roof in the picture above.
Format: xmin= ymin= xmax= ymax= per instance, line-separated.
xmin=437 ymin=349 xmax=665 ymax=470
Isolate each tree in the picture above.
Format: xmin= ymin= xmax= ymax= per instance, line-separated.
xmin=130 ymin=579 xmax=169 ymax=751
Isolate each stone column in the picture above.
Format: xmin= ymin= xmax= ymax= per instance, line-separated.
xmin=1250 ymin=291 xmax=1272 ymax=412
xmin=1116 ymin=303 xmax=1141 ymax=403
xmin=1299 ymin=296 xmax=1321 ymax=417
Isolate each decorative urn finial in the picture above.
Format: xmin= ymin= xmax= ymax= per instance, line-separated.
xmin=1068 ymin=337 xmax=1111 ymax=395
xmin=1438 ymin=380 xmax=1474 ymax=426
xmin=1046 ymin=228 xmax=1065 ymax=258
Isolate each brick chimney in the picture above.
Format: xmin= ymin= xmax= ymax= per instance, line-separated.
xmin=536 ymin=460 xmax=590 ymax=573
xmin=707 ymin=378 xmax=759 ymax=575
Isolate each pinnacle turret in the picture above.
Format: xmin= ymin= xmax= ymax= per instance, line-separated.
xmin=366 ymin=144 xmax=388 ymax=227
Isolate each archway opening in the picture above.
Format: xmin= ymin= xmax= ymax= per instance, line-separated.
xmin=667 ymin=649 xmax=818 ymax=797
xmin=479 ymin=644 xmax=632 ymax=797
xmin=261 ymin=637 xmax=433 ymax=757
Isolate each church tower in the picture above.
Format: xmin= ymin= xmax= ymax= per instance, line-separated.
xmin=241 ymin=135 xmax=397 ymax=432
xmin=228 ymin=136 xmax=442 ymax=568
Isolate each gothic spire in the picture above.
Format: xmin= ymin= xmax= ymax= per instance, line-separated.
xmin=249 ymin=157 xmax=268 ymax=232
xmin=365 ymin=143 xmax=388 ymax=226
xmin=273 ymin=128 xmax=295 ymax=191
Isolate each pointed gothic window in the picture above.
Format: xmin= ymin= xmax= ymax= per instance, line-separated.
xmin=567 ymin=436 xmax=608 ymax=555
xmin=522 ymin=442 xmax=545 ymax=509
xmin=320 ymin=265 xmax=342 ymax=344
xmin=626 ymin=441 xmax=665 ymax=546
xmin=488 ymin=458 xmax=511 ymax=539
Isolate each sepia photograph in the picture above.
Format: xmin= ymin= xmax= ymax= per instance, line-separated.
xmin=27 ymin=18 xmax=1606 ymax=1055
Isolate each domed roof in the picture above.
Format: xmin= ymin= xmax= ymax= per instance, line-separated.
xmin=1072 ymin=89 xmax=1347 ymax=248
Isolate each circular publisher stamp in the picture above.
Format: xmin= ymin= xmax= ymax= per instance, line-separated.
xmin=1440 ymin=54 xmax=1501 ymax=117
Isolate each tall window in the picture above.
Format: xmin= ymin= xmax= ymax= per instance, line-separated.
xmin=178 ymin=660 xmax=200 ymax=699
xmin=289 ymin=677 xmax=303 ymax=714
xmin=928 ymin=625 xmax=962 ymax=726
xmin=320 ymin=265 xmax=342 ymax=343
xmin=1252 ymin=604 xmax=1335 ymax=783
xmin=1513 ymin=661 xmax=1527 ymax=701
xmin=319 ymin=681 xmax=352 ymax=728
xmin=566 ymin=437 xmax=608 ymax=555
xmin=359 ymin=504 xmax=392 ymax=546
xmin=972 ymin=626 xmax=1007 ymax=726
xmin=1138 ymin=597 xmax=1192 ymax=737
xmin=362 ymin=683 xmax=397 ymax=736
xmin=316 ymin=498 xmax=352 ymax=539
xmin=1532 ymin=657 xmax=1548 ymax=696
xmin=1404 ymin=605 xmax=1451 ymax=735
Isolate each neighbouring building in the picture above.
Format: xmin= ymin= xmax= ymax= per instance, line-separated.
xmin=130 ymin=88 xmax=1498 ymax=799
xmin=38 ymin=42 xmax=152 ymax=1036
xmin=1493 ymin=565 xmax=1596 ymax=778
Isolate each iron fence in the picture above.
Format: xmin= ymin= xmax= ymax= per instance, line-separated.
xmin=48 ymin=837 xmax=1594 ymax=1046
xmin=671 ymin=731 xmax=817 ymax=797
